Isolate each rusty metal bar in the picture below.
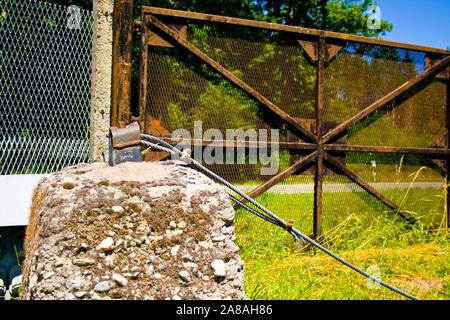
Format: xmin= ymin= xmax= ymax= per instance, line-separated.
xmin=142 ymin=6 xmax=450 ymax=56
xmin=313 ymin=150 xmax=324 ymax=238
xmin=232 ymin=151 xmax=317 ymax=210
xmin=323 ymin=152 xmax=416 ymax=223
xmin=316 ymin=34 xmax=325 ymax=140
xmin=324 ymin=144 xmax=450 ymax=157
xmin=138 ymin=10 xmax=149 ymax=133
xmin=313 ymin=34 xmax=325 ymax=239
xmin=447 ymin=75 xmax=450 ymax=228
xmin=111 ymin=0 xmax=134 ymax=125
xmin=144 ymin=13 xmax=318 ymax=143
xmin=322 ymin=55 xmax=450 ymax=144
xmin=153 ymin=137 xmax=317 ymax=150
xmin=143 ymin=7 xmax=320 ymax=36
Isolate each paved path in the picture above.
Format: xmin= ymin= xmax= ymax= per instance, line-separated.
xmin=233 ymin=182 xmax=445 ymax=194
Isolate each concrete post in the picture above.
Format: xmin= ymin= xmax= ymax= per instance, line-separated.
xmin=89 ymin=0 xmax=114 ymax=162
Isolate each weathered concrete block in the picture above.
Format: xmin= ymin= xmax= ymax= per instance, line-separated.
xmin=21 ymin=162 xmax=246 ymax=300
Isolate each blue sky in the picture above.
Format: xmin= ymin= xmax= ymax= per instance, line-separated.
xmin=375 ymin=0 xmax=450 ymax=50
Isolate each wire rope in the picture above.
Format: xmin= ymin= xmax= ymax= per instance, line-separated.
xmin=139 ymin=135 xmax=419 ymax=300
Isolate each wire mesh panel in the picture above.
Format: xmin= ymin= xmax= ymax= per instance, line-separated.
xmin=144 ymin=23 xmax=311 ymax=184
xmin=0 ymin=0 xmax=93 ymax=175
xmin=187 ymin=23 xmax=317 ymax=120
xmin=322 ymin=44 xmax=447 ymax=231
xmin=140 ymin=8 xmax=449 ymax=240
xmin=324 ymin=44 xmax=446 ymax=147
xmin=324 ymin=45 xmax=427 ymax=121
xmin=340 ymin=153 xmax=446 ymax=227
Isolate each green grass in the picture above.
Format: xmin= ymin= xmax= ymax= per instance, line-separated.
xmin=234 ymin=186 xmax=449 ymax=300
xmin=241 ymin=242 xmax=449 ymax=300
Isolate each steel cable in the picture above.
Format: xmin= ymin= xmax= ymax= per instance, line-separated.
xmin=139 ymin=136 xmax=418 ymax=300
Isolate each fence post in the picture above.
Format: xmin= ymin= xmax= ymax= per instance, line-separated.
xmin=111 ymin=0 xmax=134 ymax=125
xmin=89 ymin=0 xmax=115 ymax=163
xmin=313 ymin=33 xmax=325 ymax=239
xmin=447 ymin=73 xmax=450 ymax=229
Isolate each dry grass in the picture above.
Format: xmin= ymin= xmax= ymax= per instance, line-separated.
xmin=242 ymin=240 xmax=449 ymax=300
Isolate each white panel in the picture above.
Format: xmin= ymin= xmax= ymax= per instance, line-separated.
xmin=0 ymin=175 xmax=45 ymax=227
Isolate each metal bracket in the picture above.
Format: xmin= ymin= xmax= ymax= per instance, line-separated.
xmin=297 ymin=39 xmax=343 ymax=62
xmin=108 ymin=121 xmax=142 ymax=166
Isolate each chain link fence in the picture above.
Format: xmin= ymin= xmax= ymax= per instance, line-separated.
xmin=0 ymin=0 xmax=93 ymax=175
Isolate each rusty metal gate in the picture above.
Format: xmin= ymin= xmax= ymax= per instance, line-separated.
xmin=137 ymin=7 xmax=450 ymax=238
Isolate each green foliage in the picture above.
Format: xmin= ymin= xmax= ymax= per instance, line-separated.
xmin=49 ymin=0 xmax=394 ymax=37
xmin=45 ymin=0 xmax=92 ymax=10
xmin=133 ymin=0 xmax=392 ymax=36
xmin=128 ymin=0 xmax=394 ymax=115
xmin=250 ymin=0 xmax=392 ymax=36
xmin=45 ymin=0 xmax=400 ymax=129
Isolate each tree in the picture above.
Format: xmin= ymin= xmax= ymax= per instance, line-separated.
xmin=46 ymin=0 xmax=394 ymax=119
xmin=132 ymin=0 xmax=391 ymax=35
xmin=48 ymin=0 xmax=392 ymax=36
xmin=45 ymin=0 xmax=92 ymax=10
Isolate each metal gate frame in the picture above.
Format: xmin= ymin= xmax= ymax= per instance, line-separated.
xmin=137 ymin=7 xmax=450 ymax=238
